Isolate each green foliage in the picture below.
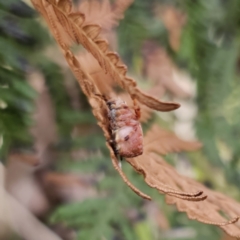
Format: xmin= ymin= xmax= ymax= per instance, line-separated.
xmin=175 ymin=0 xmax=240 ymax=187
xmin=51 ymin=156 xmax=157 ymax=240
xmin=38 ymin=60 xmax=75 ymax=138
xmin=2 ymin=0 xmax=240 ymax=239
xmin=0 ymin=66 xmax=36 ymax=152
xmin=0 ymin=0 xmax=80 ymax=156
xmin=0 ymin=0 xmax=45 ymax=155
xmin=118 ymin=0 xmax=168 ymax=63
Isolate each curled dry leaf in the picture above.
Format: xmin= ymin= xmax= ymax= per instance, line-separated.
xmin=126 ymin=125 xmax=240 ymax=237
xmin=33 ymin=0 xmax=179 ymax=112
xmin=59 ymin=46 xmax=151 ymax=200
xmin=126 ymin=125 xmax=206 ymax=201
xmin=77 ymin=52 xmax=152 ymax=123
xmin=30 ymin=0 xmax=180 ymax=200
xmin=31 ymin=0 xmax=240 ymax=236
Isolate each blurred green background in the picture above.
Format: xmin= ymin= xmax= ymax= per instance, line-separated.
xmin=0 ymin=0 xmax=240 ymax=239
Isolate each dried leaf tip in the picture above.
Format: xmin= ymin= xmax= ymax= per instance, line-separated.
xmin=68 ymin=12 xmax=85 ymax=26
xmin=57 ymin=0 xmax=72 ymax=13
xmin=83 ymin=24 xmax=101 ymax=40
xmin=95 ymin=39 xmax=109 ymax=53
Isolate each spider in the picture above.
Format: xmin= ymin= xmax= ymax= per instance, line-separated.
xmin=96 ymin=94 xmax=143 ymax=166
xmin=106 ymin=98 xmax=143 ymax=159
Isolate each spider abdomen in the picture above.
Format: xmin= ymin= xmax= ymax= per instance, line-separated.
xmin=107 ymin=98 xmax=143 ymax=158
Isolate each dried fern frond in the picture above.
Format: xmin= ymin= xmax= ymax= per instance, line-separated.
xmin=126 ymin=125 xmax=205 ymax=201
xmin=143 ymin=125 xmax=202 ymax=154
xmin=77 ymin=51 xmax=114 ymax=96
xmin=32 ymin=0 xmax=179 ymax=111
xmin=31 ymin=0 xmax=240 ymax=237
xmin=64 ymin=48 xmax=152 ymax=200
xmin=165 ymin=156 xmax=240 ymax=237
xmin=78 ymin=0 xmax=133 ymax=30
xmin=31 ymin=0 xmax=148 ymax=199
xmin=126 ymin=125 xmax=240 ymax=237
xmin=30 ymin=0 xmax=200 ymax=200
xmin=142 ymin=41 xmax=191 ymax=98
xmin=77 ymin=50 xmax=155 ymax=122
xmin=77 ymin=52 xmax=153 ymax=122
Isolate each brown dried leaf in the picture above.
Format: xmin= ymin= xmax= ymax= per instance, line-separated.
xmin=143 ymin=125 xmax=202 ymax=154
xmin=68 ymin=12 xmax=85 ymax=26
xmin=116 ymin=65 xmax=127 ymax=76
xmin=32 ymin=0 xmax=197 ymax=202
xmin=95 ymin=39 xmax=109 ymax=53
xmin=125 ymin=125 xmax=240 ymax=237
xmin=78 ymin=0 xmax=133 ymax=30
xmin=39 ymin=0 xmax=179 ymax=111
xmin=77 ymin=51 xmax=114 ymax=95
xmin=77 ymin=0 xmax=133 ymax=49
xmin=113 ymin=0 xmax=134 ymax=19
xmin=164 ymin=162 xmax=240 ymax=235
xmin=38 ymin=28 xmax=149 ymax=200
xmin=61 ymin=45 xmax=150 ymax=199
xmin=133 ymin=87 xmax=180 ymax=111
xmin=142 ymin=42 xmax=191 ymax=99
xmin=126 ymin=125 xmax=205 ymax=201
xmin=35 ymin=0 xmax=73 ymax=47
xmin=106 ymin=52 xmax=120 ymax=65
xmin=31 ymin=0 xmax=240 ymax=237
xmin=57 ymin=0 xmax=72 ymax=13
xmin=82 ymin=24 xmax=101 ymax=40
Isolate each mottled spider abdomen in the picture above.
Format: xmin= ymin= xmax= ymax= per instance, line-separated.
xmin=107 ymin=98 xmax=143 ymax=158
